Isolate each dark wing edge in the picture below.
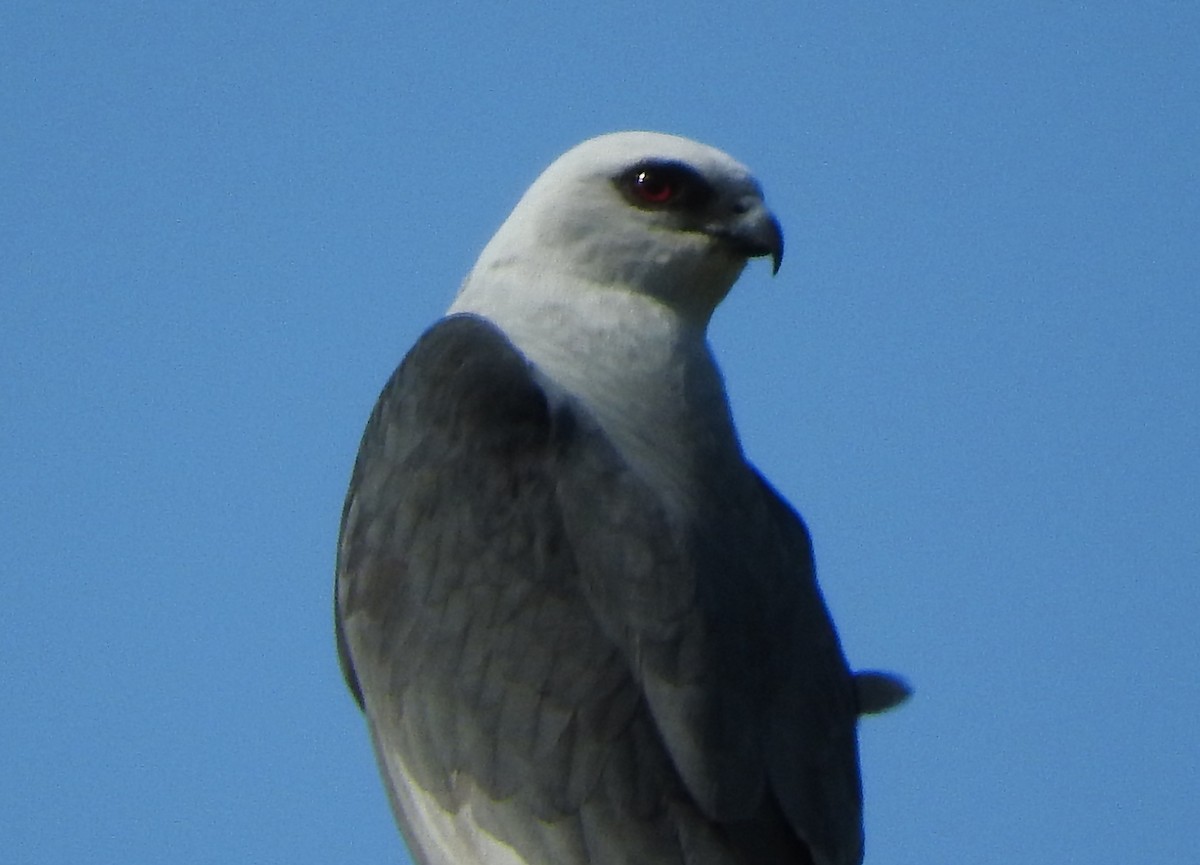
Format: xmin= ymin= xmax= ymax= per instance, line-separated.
xmin=334 ymin=340 xmax=414 ymax=712
xmin=750 ymin=471 xmax=866 ymax=865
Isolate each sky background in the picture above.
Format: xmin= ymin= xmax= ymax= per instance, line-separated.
xmin=3 ymin=3 xmax=1197 ymax=863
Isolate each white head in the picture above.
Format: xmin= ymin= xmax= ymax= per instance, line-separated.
xmin=448 ymin=132 xmax=781 ymax=504
xmin=454 ymin=131 xmax=783 ymax=325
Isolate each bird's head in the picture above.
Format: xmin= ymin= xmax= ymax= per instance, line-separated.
xmin=463 ymin=131 xmax=784 ymax=324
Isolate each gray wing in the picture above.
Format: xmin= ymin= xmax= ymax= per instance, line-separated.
xmin=336 ymin=314 xmax=862 ymax=865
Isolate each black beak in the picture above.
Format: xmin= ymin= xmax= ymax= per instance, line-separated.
xmin=757 ymin=211 xmax=785 ymax=275
xmin=709 ymin=203 xmax=785 ymax=274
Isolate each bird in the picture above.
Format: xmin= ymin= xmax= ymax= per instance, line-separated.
xmin=335 ymin=131 xmax=909 ymax=865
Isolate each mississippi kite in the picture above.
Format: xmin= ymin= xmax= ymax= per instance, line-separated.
xmin=336 ymin=131 xmax=908 ymax=865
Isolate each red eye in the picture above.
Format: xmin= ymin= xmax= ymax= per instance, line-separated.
xmin=616 ymin=161 xmax=712 ymax=211
xmin=631 ymin=170 xmax=676 ymax=204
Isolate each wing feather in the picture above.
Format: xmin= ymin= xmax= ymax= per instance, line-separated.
xmin=336 ymin=313 xmax=862 ymax=865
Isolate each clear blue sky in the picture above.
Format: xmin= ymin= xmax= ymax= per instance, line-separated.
xmin=3 ymin=3 xmax=1197 ymax=863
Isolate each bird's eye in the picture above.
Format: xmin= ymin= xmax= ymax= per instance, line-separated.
xmin=616 ymin=161 xmax=713 ymax=211
xmin=630 ymin=169 xmax=677 ymax=204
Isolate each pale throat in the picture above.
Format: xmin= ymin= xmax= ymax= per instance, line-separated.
xmin=448 ymin=275 xmax=744 ymax=510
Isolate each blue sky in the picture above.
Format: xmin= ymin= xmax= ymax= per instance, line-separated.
xmin=3 ymin=3 xmax=1197 ymax=863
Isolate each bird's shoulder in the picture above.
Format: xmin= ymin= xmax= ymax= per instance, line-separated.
xmin=366 ymin=313 xmax=557 ymax=452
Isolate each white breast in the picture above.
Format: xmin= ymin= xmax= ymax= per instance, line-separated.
xmin=449 ymin=273 xmax=743 ymax=515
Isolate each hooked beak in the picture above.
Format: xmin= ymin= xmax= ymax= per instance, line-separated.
xmin=707 ymin=202 xmax=785 ymax=274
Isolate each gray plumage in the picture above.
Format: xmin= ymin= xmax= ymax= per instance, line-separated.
xmin=336 ymin=132 xmax=908 ymax=865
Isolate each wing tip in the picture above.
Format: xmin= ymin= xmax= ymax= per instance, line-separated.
xmin=853 ymin=670 xmax=913 ymax=716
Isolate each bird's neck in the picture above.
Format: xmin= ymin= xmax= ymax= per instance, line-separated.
xmin=449 ymin=273 xmax=744 ymax=513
